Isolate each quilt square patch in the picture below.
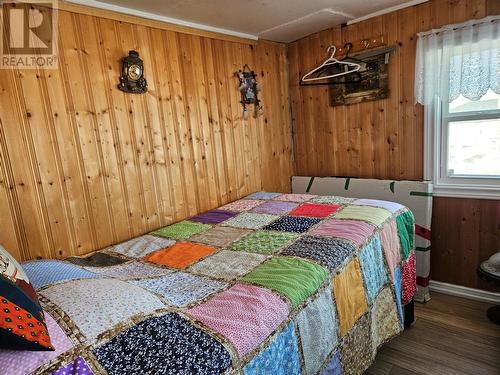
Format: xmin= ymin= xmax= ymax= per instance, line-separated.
xmin=188 ymin=250 xmax=266 ymax=280
xmin=358 ymin=235 xmax=388 ymax=305
xmin=340 ymin=315 xmax=374 ymax=375
xmin=333 ymin=206 xmax=392 ymax=227
xmin=106 ymin=235 xmax=176 ymax=258
xmin=289 ymin=203 xmax=341 ymax=218
xmin=281 ymin=236 xmax=356 ymax=273
xmin=189 ymin=226 xmax=251 ymax=248
xmin=296 ymin=288 xmax=338 ymax=375
xmin=333 ymin=258 xmax=368 ymax=337
xmin=396 ymin=211 xmax=415 ymax=260
xmin=131 ymin=272 xmax=227 ymax=307
xmin=145 ymin=242 xmax=217 ymax=269
xmin=84 ymin=261 xmax=173 ymax=280
xmin=245 ymin=192 xmax=282 ymax=200
xmin=93 ymin=313 xmax=231 ymax=375
xmin=40 ymin=279 xmax=164 ymax=340
xmin=242 ymin=257 xmax=328 ymax=309
xmin=263 ymin=216 xmax=321 ymax=233
xmin=393 ymin=267 xmax=403 ymax=325
xmin=243 ymin=323 xmax=301 ymax=375
xmin=230 ymin=231 xmax=298 ymax=254
xmin=321 ymin=351 xmax=341 ymax=375
xmin=219 ymin=199 xmax=263 ymax=212
xmin=22 ymin=261 xmax=99 ymax=290
xmin=222 ymin=213 xmax=278 ymax=229
xmin=251 ymin=200 xmax=298 ymax=215
xmin=312 ymin=196 xmax=355 ymax=205
xmin=402 ymin=252 xmax=416 ymax=304
xmin=52 ymin=357 xmax=93 ymax=375
xmin=309 ymin=219 xmax=375 ymax=247
xmin=151 ymin=221 xmax=211 ymax=241
xmin=274 ymin=193 xmax=315 ymax=203
xmin=380 ymin=221 xmax=401 ymax=281
xmin=352 ymin=198 xmax=404 ymax=213
xmin=186 ymin=283 xmax=288 ymax=358
xmin=190 ymin=210 xmax=238 ymax=225
xmin=66 ymin=252 xmax=128 ymax=267
xmin=371 ymin=286 xmax=401 ymax=349
xmin=0 ymin=313 xmax=73 ymax=375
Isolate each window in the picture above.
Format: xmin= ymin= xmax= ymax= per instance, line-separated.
xmin=415 ymin=16 xmax=500 ymax=199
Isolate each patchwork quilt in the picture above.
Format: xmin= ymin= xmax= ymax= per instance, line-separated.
xmin=2 ymin=192 xmax=416 ymax=375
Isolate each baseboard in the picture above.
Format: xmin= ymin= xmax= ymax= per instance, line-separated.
xmin=429 ymin=280 xmax=500 ymax=304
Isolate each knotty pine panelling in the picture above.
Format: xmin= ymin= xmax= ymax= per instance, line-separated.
xmin=288 ymin=0 xmax=488 ymax=180
xmin=0 ymin=10 xmax=293 ymax=261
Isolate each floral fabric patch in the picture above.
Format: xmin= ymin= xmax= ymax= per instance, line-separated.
xmin=296 ymin=288 xmax=338 ymax=375
xmin=289 ymin=203 xmax=341 ymax=218
xmin=333 ymin=205 xmax=392 ymax=227
xmin=309 ymin=219 xmax=375 ymax=247
xmin=219 ymin=199 xmax=263 ymax=212
xmin=320 ymin=351 xmax=342 ymax=375
xmin=40 ymin=279 xmax=164 ymax=340
xmin=251 ymin=201 xmax=298 ymax=215
xmin=145 ymin=242 xmax=216 ymax=269
xmin=189 ymin=210 xmax=238 ymax=225
xmin=340 ymin=315 xmax=374 ymax=375
xmin=51 ymin=357 xmax=94 ymax=375
xmin=333 ymin=258 xmax=368 ymax=337
xmin=402 ymin=252 xmax=416 ymax=304
xmin=274 ymin=193 xmax=315 ymax=203
xmin=281 ymin=236 xmax=355 ymax=273
xmin=243 ymin=323 xmax=301 ymax=375
xmin=245 ymin=192 xmax=282 ymax=200
xmin=263 ymin=216 xmax=321 ymax=233
xmin=312 ymin=196 xmax=355 ymax=205
xmin=22 ymin=261 xmax=99 ymax=290
xmin=131 ymin=272 xmax=227 ymax=307
xmin=358 ymin=235 xmax=388 ymax=305
xmin=107 ymin=235 xmax=176 ymax=258
xmin=230 ymin=231 xmax=298 ymax=254
xmin=222 ymin=213 xmax=279 ymax=229
xmin=371 ymin=286 xmax=400 ymax=349
xmin=188 ymin=250 xmax=266 ymax=280
xmin=242 ymin=257 xmax=328 ymax=309
xmin=84 ymin=261 xmax=173 ymax=280
xmin=151 ymin=221 xmax=211 ymax=241
xmin=186 ymin=283 xmax=288 ymax=358
xmin=93 ymin=313 xmax=231 ymax=375
xmin=189 ymin=226 xmax=251 ymax=248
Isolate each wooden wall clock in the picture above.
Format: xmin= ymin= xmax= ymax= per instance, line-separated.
xmin=118 ymin=50 xmax=148 ymax=94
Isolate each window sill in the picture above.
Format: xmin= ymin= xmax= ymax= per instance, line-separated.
xmin=433 ymin=183 xmax=500 ymax=200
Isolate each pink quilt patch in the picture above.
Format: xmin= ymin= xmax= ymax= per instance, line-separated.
xmin=402 ymin=252 xmax=416 ymax=304
xmin=309 ymin=219 xmax=375 ymax=247
xmin=0 ymin=313 xmax=73 ymax=375
xmin=186 ymin=283 xmax=289 ymax=358
xmin=380 ymin=221 xmax=401 ymax=281
xmin=289 ymin=203 xmax=341 ymax=218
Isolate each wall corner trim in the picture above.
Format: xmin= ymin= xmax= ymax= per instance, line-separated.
xmin=429 ymin=280 xmax=500 ymax=304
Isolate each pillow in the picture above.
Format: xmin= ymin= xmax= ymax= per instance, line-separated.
xmin=0 ymin=245 xmax=54 ymax=351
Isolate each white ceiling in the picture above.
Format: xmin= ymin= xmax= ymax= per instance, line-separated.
xmin=78 ymin=0 xmax=427 ymax=42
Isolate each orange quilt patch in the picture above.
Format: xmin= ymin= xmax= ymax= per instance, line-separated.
xmin=145 ymin=242 xmax=217 ymax=269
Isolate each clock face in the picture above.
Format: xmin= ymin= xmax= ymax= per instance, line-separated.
xmin=127 ymin=64 xmax=142 ymax=81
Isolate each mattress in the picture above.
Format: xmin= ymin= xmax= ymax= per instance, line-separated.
xmin=3 ymin=192 xmax=416 ymax=375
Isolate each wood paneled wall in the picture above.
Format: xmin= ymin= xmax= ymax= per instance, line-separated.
xmin=0 ymin=10 xmax=293 ymax=261
xmin=287 ymin=0 xmax=500 ymax=290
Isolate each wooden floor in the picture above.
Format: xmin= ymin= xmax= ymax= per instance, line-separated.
xmin=366 ymin=292 xmax=500 ymax=375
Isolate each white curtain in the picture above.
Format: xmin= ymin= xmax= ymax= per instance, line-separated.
xmin=415 ymin=16 xmax=500 ymax=106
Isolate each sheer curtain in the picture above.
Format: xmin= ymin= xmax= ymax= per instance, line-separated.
xmin=415 ymin=15 xmax=500 ymax=106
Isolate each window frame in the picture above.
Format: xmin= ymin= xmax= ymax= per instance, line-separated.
xmin=425 ymin=94 xmax=500 ymax=199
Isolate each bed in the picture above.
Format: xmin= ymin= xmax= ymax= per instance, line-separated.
xmin=1 ymin=192 xmax=416 ymax=375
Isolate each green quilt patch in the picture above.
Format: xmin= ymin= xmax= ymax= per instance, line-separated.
xmin=395 ymin=210 xmax=415 ymax=260
xmin=230 ymin=231 xmax=298 ymax=254
xmin=150 ymin=221 xmax=211 ymax=241
xmin=242 ymin=256 xmax=328 ymax=309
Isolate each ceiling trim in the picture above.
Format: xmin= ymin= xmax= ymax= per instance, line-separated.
xmin=62 ymin=0 xmax=259 ymax=43
xmin=347 ymin=0 xmax=430 ymax=25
